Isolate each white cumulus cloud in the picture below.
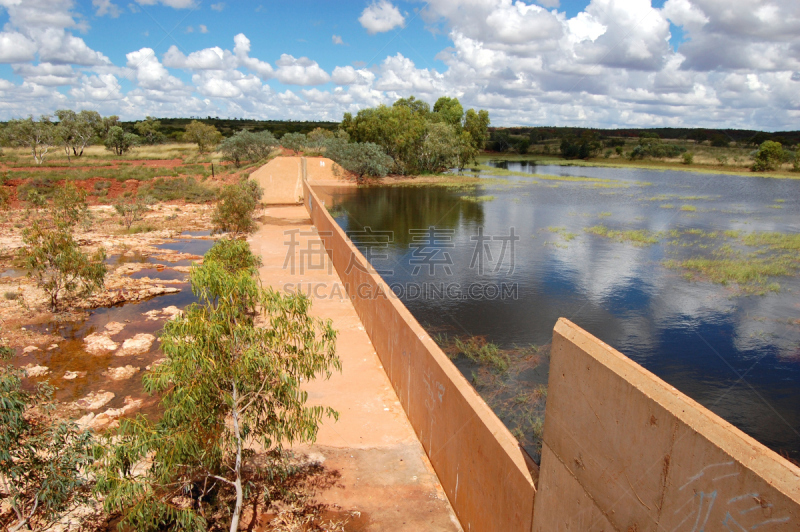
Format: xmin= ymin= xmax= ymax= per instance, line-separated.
xmin=275 ymin=54 xmax=330 ymax=85
xmin=359 ymin=0 xmax=405 ymax=34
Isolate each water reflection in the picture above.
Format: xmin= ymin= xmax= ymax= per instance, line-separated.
xmin=324 ymin=166 xmax=800 ymax=462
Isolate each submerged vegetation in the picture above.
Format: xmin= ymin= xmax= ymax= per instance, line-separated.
xmin=434 ymin=334 xmax=547 ymax=460
xmin=585 ymin=225 xmax=661 ymax=245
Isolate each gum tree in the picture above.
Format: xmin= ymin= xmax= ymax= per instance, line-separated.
xmin=96 ymin=240 xmax=340 ymax=532
xmin=211 ymin=179 xmax=264 ymax=238
xmin=0 ymin=347 xmax=95 ymax=532
xmin=3 ymin=115 xmax=58 ymax=164
xmin=19 ymin=184 xmax=106 ymax=311
xmin=185 ymin=120 xmax=223 ymax=153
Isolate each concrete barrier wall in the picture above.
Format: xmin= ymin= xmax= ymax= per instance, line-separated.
xmin=533 ymin=318 xmax=800 ymax=531
xmin=303 ymin=182 xmax=537 ymax=532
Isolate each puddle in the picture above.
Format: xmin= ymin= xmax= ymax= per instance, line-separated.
xmin=12 ymin=234 xmax=213 ymax=424
xmin=0 ymin=268 xmax=26 ymax=278
xmin=128 ymin=268 xmax=188 ymax=281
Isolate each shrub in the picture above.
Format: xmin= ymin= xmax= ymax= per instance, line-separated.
xmin=104 ymin=126 xmax=139 ymax=156
xmin=324 ymin=138 xmax=393 ymax=178
xmin=219 ymin=129 xmax=279 ymax=167
xmin=95 ymin=241 xmax=339 ymax=532
xmin=19 ymin=184 xmax=106 ymax=311
xmin=752 ymin=140 xmax=788 ymax=172
xmin=682 ymin=152 xmax=694 ymax=165
xmin=137 ymin=177 xmax=216 ymax=203
xmin=280 ymin=131 xmax=307 ymax=152
xmin=185 ymin=121 xmax=223 ymax=153
xmin=212 ymin=179 xmax=263 ymax=238
xmin=114 ymin=196 xmax=149 ymax=230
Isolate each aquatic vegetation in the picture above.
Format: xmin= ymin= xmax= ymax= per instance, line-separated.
xmin=666 ymin=258 xmax=788 ymax=294
xmin=661 ymin=203 xmax=675 ymax=209
xmin=548 ymin=226 xmax=578 ymax=242
xmin=681 ymin=205 xmax=697 ymax=212
xmin=598 ymin=211 xmax=612 ymax=218
xmin=461 ymin=195 xmax=496 ymax=203
xmin=585 ymin=225 xmax=661 ymax=245
xmin=665 ymin=230 xmax=800 ymax=294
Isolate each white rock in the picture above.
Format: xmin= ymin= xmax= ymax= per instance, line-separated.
xmin=84 ymin=332 xmax=118 ymax=355
xmin=118 ymin=333 xmax=156 ymax=356
xmin=23 ymin=364 xmax=50 ymax=377
xmin=63 ymin=370 xmax=87 ymax=380
xmin=74 ymin=390 xmax=115 ymax=410
xmin=22 ymin=345 xmax=40 ymax=353
xmin=47 ymin=344 xmax=58 ymax=350
xmin=79 ymin=396 xmax=143 ymax=430
xmin=104 ymin=321 xmax=126 ymax=336
xmin=103 ymin=365 xmax=140 ymax=380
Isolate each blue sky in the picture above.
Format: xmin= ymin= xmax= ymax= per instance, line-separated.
xmin=0 ymin=0 xmax=798 ymax=129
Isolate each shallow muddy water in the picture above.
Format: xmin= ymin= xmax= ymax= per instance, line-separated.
xmin=12 ymin=233 xmax=214 ymax=421
xmin=323 ymin=164 xmax=800 ymax=461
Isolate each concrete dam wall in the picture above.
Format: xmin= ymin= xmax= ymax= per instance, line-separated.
xmin=300 ymin=177 xmax=800 ymax=531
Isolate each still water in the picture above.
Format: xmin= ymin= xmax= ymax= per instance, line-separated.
xmin=323 ymin=162 xmax=800 ymax=461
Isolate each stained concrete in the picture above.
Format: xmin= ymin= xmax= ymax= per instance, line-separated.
xmin=249 ymin=206 xmax=461 ymax=532
xmin=303 ymin=182 xmax=537 ymax=532
xmin=534 ymin=318 xmax=800 ymax=532
xmin=250 ymin=157 xmax=304 ymax=205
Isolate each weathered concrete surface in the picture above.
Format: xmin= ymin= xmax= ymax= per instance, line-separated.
xmin=249 ymin=206 xmax=460 ymax=531
xmin=533 ymin=318 xmax=800 ymax=532
xmin=251 ymin=156 xmax=348 ymax=205
xmin=303 ymin=182 xmax=537 ymax=532
xmin=250 ymin=157 xmax=304 ymax=205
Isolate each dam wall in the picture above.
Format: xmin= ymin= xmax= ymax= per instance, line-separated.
xmin=301 ymin=174 xmax=799 ymax=531
xmin=303 ymin=181 xmax=538 ymax=532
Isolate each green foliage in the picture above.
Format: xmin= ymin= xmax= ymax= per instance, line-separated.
xmin=211 ymin=179 xmax=264 ymax=238
xmin=104 ymin=125 xmax=139 ymax=156
xmin=137 ymin=176 xmax=217 ymax=203
xmin=463 ymin=109 xmax=491 ymax=150
xmin=432 ymin=96 xmax=464 ymax=128
xmin=280 ymin=131 xmax=307 ymax=152
xmin=114 ymin=196 xmax=150 ymax=230
xmin=133 ymin=116 xmax=165 ymax=145
xmin=305 ymin=127 xmax=335 ymax=151
xmin=682 ymin=152 xmax=694 ymax=165
xmin=19 ymin=184 xmax=106 ymax=311
xmin=0 ymin=349 xmax=94 ymax=532
xmin=55 ymin=109 xmax=103 ymax=160
xmin=324 ymin=138 xmax=394 ymax=178
xmin=96 ymin=241 xmax=340 ymax=532
xmin=344 ymin=95 xmax=490 ymax=175
xmin=752 ymin=140 xmax=787 ymax=171
xmin=628 ymin=137 xmax=686 ymax=160
xmin=3 ymin=115 xmax=58 ymax=164
xmin=185 ymin=120 xmax=223 ymax=153
xmin=560 ymin=134 xmax=601 ymax=159
xmin=219 ymin=129 xmax=279 ymax=167
xmin=204 ymin=238 xmax=263 ymax=273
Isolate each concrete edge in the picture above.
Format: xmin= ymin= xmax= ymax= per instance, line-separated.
xmin=303 ymin=181 xmax=537 ymax=532
xmin=553 ymin=317 xmax=800 ymax=500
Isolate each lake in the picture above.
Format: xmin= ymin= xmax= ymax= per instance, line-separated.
xmin=321 ymin=162 xmax=800 ymax=463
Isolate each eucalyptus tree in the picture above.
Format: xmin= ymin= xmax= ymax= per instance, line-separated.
xmin=3 ymin=115 xmax=58 ymax=164
xmin=55 ymin=109 xmax=103 ymax=159
xmin=96 ymin=239 xmax=340 ymax=532
xmin=0 ymin=347 xmax=95 ymax=532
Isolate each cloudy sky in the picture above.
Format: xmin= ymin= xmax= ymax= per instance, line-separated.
xmin=0 ymin=0 xmax=798 ymax=130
